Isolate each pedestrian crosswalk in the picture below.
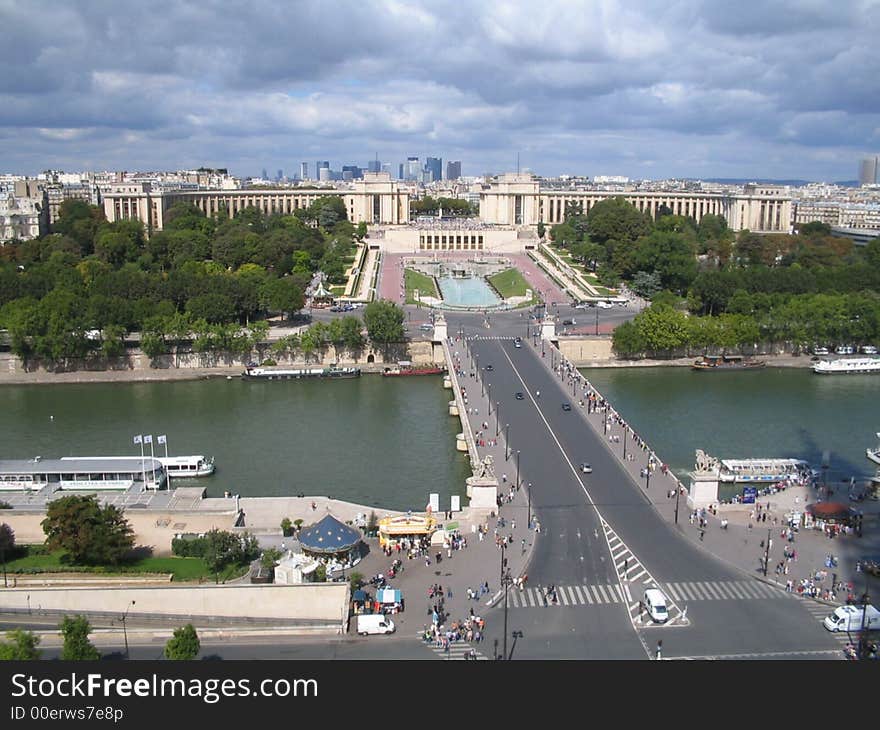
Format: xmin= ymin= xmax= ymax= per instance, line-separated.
xmin=503 ymin=579 xmax=787 ymax=610
xmin=469 ymin=335 xmax=516 ymax=341
xmin=417 ymin=635 xmax=490 ymax=660
xmin=799 ymin=600 xmax=851 ymax=647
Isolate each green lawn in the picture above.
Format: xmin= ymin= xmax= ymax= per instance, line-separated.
xmin=487 ymin=268 xmax=530 ymax=298
xmin=405 ymin=268 xmax=438 ymax=304
xmin=329 ymin=285 xmax=346 ymax=295
xmin=4 ymin=548 xmax=247 ymax=582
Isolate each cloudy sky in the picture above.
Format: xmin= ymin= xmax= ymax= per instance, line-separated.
xmin=2 ymin=0 xmax=879 ymax=181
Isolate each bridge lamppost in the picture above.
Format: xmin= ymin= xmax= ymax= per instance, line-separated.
xmin=623 ymin=427 xmax=628 ymax=460
xmin=595 ymin=306 xmax=599 ymax=336
xmin=487 ymin=383 xmax=492 ymax=414
xmin=858 ymin=577 xmax=871 ymax=660
xmin=674 ymin=481 xmax=682 ymax=526
xmin=645 ymin=467 xmax=651 ymax=491
xmin=527 ymin=482 xmax=533 ymax=529
xmin=505 ymin=424 xmax=510 ymax=461
xmin=515 ymin=450 xmax=521 ymax=489
xmin=495 ymin=401 xmax=501 ymax=437
xmin=121 ymin=600 xmax=136 ymax=660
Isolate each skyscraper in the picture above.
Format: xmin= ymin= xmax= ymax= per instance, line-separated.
xmin=261 ymin=168 xmax=268 ymax=180
xmin=367 ymin=158 xmax=381 ymax=173
xmin=425 ymin=157 xmax=442 ymax=182
xmin=276 ymin=169 xmax=283 ymax=182
xmin=860 ymin=156 xmax=879 ymax=185
xmin=398 ymin=163 xmax=404 ymax=180
xmin=446 ymin=161 xmax=462 ymax=180
xmin=406 ymin=157 xmax=420 ymax=181
xmin=300 ymin=162 xmax=309 ymax=180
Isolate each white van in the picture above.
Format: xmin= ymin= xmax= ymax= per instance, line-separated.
xmin=644 ymin=588 xmax=669 ymax=623
xmin=823 ymin=604 xmax=880 ymax=633
xmin=356 ymin=614 xmax=396 ymax=636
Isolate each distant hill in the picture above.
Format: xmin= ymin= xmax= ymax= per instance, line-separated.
xmin=697 ymin=178 xmax=860 ymax=187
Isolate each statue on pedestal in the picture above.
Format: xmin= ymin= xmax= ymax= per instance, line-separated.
xmin=694 ymin=449 xmax=720 ymax=475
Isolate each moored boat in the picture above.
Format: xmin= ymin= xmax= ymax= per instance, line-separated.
xmin=692 ymin=354 xmax=766 ymax=371
xmin=867 ymin=433 xmax=880 ymax=466
xmin=158 ymin=455 xmax=215 ymax=478
xmin=813 ymin=357 xmax=880 ymax=375
xmin=382 ymin=361 xmax=445 ymax=376
xmin=243 ymin=365 xmax=361 ymax=379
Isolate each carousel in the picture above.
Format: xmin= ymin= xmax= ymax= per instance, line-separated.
xmin=377 ymin=512 xmax=438 ymax=551
xmin=298 ymin=514 xmax=364 ymax=574
xmin=311 ymin=280 xmax=335 ymax=309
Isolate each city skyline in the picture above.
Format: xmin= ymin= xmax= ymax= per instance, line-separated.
xmin=1 ymin=1 xmax=879 ymax=181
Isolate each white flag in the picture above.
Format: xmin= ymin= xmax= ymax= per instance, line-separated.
xmin=133 ymin=435 xmax=143 ymax=445
xmin=157 ymin=435 xmax=167 ymax=445
xmin=144 ymin=434 xmax=153 ymax=444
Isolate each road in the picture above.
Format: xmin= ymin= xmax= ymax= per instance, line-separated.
xmin=465 ymin=332 xmax=845 ymax=660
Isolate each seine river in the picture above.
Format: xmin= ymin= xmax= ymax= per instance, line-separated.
xmin=2 ymin=368 xmax=877 ymax=508
xmin=0 ymin=376 xmax=471 ymax=511
xmin=581 ymin=367 xmax=879 ymax=487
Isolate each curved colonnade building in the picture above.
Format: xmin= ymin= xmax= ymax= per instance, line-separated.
xmin=103 ymin=172 xmax=791 ymax=254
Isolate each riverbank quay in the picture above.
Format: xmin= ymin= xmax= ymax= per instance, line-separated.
xmin=539 ymin=344 xmax=880 ymax=612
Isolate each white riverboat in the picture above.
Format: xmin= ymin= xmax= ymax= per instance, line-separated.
xmin=813 ymin=357 xmax=880 ymax=375
xmin=0 ymin=456 xmax=167 ymax=492
xmin=158 ymin=455 xmax=215 ymax=478
xmin=868 ymin=433 xmax=880 ymax=467
xmin=242 ymin=365 xmax=361 ymax=379
xmin=718 ymin=458 xmax=812 ymax=484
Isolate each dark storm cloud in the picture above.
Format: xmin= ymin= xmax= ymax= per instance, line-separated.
xmin=1 ymin=0 xmax=878 ymax=179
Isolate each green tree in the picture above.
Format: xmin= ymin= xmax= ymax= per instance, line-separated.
xmin=586 ymin=197 xmax=653 ymax=246
xmin=536 ymin=221 xmax=545 ymax=239
xmin=355 ymin=222 xmax=368 ymax=241
xmin=260 ymin=548 xmax=282 ymax=572
xmin=0 ymin=629 xmax=41 ymax=661
xmin=280 ymin=517 xmax=293 ymax=537
xmin=261 ymin=277 xmax=304 ymax=319
xmin=42 ymin=495 xmax=134 ymax=565
xmin=60 ymin=615 xmax=101 ymax=661
xmin=164 ymin=624 xmax=200 ymax=660
xmin=0 ymin=523 xmax=14 ymax=585
xmin=363 ymin=300 xmax=404 ymax=346
xmin=632 ymin=229 xmax=698 ymax=294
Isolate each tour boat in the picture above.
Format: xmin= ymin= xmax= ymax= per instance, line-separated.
xmin=867 ymin=433 xmax=880 ymax=467
xmin=242 ymin=365 xmax=361 ymax=379
xmin=691 ymin=355 xmax=766 ymax=371
xmin=717 ymin=458 xmax=812 ymax=484
xmin=0 ymin=456 xmax=167 ymax=491
xmin=158 ymin=455 xmax=215 ymax=478
xmin=813 ymin=357 xmax=880 ymax=375
xmin=382 ymin=361 xmax=445 ymax=376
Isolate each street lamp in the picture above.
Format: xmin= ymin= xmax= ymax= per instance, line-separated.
xmin=515 ymin=450 xmax=521 ymax=489
xmin=505 ymin=424 xmax=510 ymax=461
xmin=674 ymin=482 xmax=681 ymax=526
xmin=121 ymin=600 xmax=136 ymax=660
xmin=495 ymin=401 xmax=501 ymax=437
xmin=488 ymin=383 xmax=492 ymax=415
xmin=645 ymin=467 xmax=651 ymax=490
xmin=859 ymin=578 xmax=871 ymax=660
xmin=763 ymin=529 xmax=771 ymax=577
xmin=623 ymin=428 xmax=628 ymax=460
xmin=509 ymin=630 xmax=523 ymax=661
xmin=595 ymin=306 xmax=599 ymax=336
xmin=527 ymin=482 xmax=533 ymax=529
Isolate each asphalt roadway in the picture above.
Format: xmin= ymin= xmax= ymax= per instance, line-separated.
xmin=464 ymin=331 xmax=845 ymax=660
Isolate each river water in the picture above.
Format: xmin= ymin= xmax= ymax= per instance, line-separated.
xmin=0 ymin=376 xmax=471 ymax=511
xmin=580 ymin=367 xmax=879 ymax=490
xmin=3 ymin=368 xmax=876 ymax=509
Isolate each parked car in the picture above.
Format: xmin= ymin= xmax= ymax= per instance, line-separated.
xmin=861 ymin=345 xmax=878 ymax=355
xmin=562 ymin=318 xmax=575 ymax=326
xmin=597 ymin=301 xmax=614 ymax=309
xmin=812 ymin=346 xmax=830 ymax=355
xmin=835 ymin=345 xmax=855 ymax=355
xmin=418 ymin=323 xmax=433 ymax=331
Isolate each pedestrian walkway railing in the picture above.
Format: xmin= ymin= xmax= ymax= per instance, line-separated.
xmin=442 ymin=339 xmax=480 ymax=471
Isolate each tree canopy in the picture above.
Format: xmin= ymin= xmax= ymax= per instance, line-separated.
xmin=41 ymin=495 xmax=134 ymax=565
xmin=60 ymin=615 xmax=101 ymax=661
xmin=164 ymin=624 xmax=200 ymax=660
xmin=363 ymin=300 xmax=405 ymax=344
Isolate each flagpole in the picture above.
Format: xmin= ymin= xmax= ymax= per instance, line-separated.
xmin=139 ymin=438 xmax=145 ymax=490
xmin=148 ymin=436 xmax=155 ymax=488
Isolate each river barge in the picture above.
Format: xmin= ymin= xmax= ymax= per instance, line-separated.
xmin=382 ymin=361 xmax=445 ymax=376
xmin=242 ymin=365 xmax=361 ymax=380
xmin=692 ymin=355 xmax=766 ymax=371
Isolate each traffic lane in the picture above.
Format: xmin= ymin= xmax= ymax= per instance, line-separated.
xmin=483 ymin=603 xmax=646 ymax=660
xmin=508 ymin=345 xmax=744 ymax=580
xmin=505 ymin=346 xmax=836 ymax=653
xmin=644 ymin=595 xmax=842 ymax=659
xmin=470 ymin=339 xmax=612 ymax=586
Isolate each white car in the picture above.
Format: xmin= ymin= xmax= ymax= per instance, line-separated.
xmin=861 ymin=345 xmax=878 ymax=355
xmin=597 ymin=301 xmax=614 ymax=309
xmin=644 ymin=588 xmax=669 ymax=624
xmin=580 ymin=463 xmax=593 ymax=474
xmin=835 ymin=345 xmax=855 ymax=355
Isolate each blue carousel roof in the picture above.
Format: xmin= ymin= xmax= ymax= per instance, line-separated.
xmin=298 ymin=514 xmax=362 ymax=553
